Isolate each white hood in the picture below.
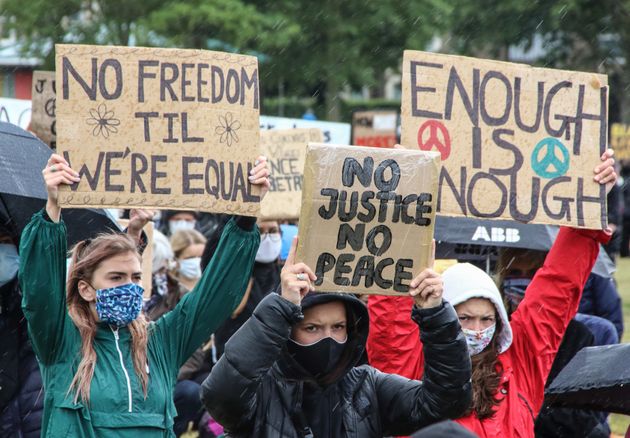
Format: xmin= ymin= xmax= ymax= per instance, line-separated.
xmin=442 ymin=263 xmax=513 ymax=354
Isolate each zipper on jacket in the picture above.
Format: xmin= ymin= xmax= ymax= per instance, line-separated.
xmin=111 ymin=326 xmax=133 ymax=413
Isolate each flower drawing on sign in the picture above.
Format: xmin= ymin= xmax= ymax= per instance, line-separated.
xmin=215 ymin=112 xmax=241 ymax=146
xmin=86 ymin=103 xmax=121 ymax=139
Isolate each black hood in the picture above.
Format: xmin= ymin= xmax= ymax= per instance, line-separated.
xmin=276 ymin=292 xmax=369 ymax=385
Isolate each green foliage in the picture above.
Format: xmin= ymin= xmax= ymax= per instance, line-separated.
xmin=1 ymin=0 xmax=164 ymax=68
xmin=144 ymin=0 xmax=299 ymax=53
xmin=261 ymin=96 xmax=317 ymax=119
xmin=254 ymin=0 xmax=443 ymax=118
xmin=447 ymin=0 xmax=553 ymax=59
xmin=6 ymin=0 xmax=630 ymax=121
xmin=261 ymin=97 xmax=400 ymax=123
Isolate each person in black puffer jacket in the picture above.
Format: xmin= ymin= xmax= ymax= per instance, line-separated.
xmin=201 ymin=240 xmax=472 ymax=437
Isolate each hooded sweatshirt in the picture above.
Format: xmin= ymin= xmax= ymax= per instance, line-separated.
xmin=19 ymin=211 xmax=259 ymax=437
xmin=366 ymin=227 xmax=609 ymax=438
xmin=201 ymin=291 xmax=472 ymax=437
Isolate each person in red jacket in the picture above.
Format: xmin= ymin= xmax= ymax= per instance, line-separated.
xmin=367 ymin=149 xmax=617 ymax=438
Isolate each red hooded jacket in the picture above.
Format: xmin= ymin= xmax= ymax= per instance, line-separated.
xmin=367 ymin=227 xmax=610 ymax=438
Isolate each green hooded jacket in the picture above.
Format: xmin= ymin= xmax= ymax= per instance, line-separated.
xmin=19 ymin=211 xmax=259 ymax=437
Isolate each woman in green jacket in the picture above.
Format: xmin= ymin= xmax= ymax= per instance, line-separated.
xmin=19 ymin=153 xmax=269 ymax=437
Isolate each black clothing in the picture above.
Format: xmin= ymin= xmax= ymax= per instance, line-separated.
xmin=535 ymin=319 xmax=609 ymax=438
xmin=201 ymin=293 xmax=472 ymax=437
xmin=0 ymin=279 xmax=44 ymax=437
xmin=411 ymin=420 xmax=478 ymax=437
xmin=214 ymin=261 xmax=281 ymax=357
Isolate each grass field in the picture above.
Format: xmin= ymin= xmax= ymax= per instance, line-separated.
xmin=610 ymin=256 xmax=630 ymax=436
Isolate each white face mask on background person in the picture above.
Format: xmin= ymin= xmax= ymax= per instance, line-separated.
xmin=154 ymin=271 xmax=169 ymax=296
xmin=255 ymin=234 xmax=282 ymax=263
xmin=0 ymin=243 xmax=19 ymax=287
xmin=178 ymin=257 xmax=202 ymax=280
xmin=169 ymin=220 xmax=196 ymax=235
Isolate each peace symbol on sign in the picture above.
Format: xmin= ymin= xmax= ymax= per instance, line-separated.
xmin=530 ymin=137 xmax=570 ymax=179
xmin=45 ymin=98 xmax=56 ymax=118
xmin=417 ymin=120 xmax=451 ymax=160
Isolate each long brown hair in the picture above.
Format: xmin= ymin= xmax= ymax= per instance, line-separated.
xmin=66 ymin=234 xmax=149 ymax=404
xmin=468 ymin=317 xmax=504 ymax=419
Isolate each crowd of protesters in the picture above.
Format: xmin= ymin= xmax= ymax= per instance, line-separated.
xmin=0 ymin=144 xmax=623 ymax=438
xmin=0 ymin=97 xmax=627 ymax=438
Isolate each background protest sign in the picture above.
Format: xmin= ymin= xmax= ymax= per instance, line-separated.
xmin=352 ymin=110 xmax=398 ymax=148
xmin=31 ymin=71 xmax=56 ymax=148
xmin=401 ymin=50 xmax=609 ymax=229
xmin=259 ymin=128 xmax=323 ymax=220
xmin=55 ymin=44 xmax=261 ymax=216
xmin=117 ymin=219 xmax=153 ymax=299
xmin=296 ymin=143 xmax=440 ymax=295
xmin=260 ymin=115 xmax=350 ymax=144
xmin=0 ymin=97 xmax=31 ymax=129
xmin=610 ymin=123 xmax=630 ymax=160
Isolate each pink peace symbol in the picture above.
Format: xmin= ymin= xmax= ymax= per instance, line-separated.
xmin=417 ymin=120 xmax=451 ymax=160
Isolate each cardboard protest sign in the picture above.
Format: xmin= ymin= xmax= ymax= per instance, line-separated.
xmin=296 ymin=143 xmax=440 ymax=295
xmin=352 ymin=110 xmax=398 ymax=148
xmin=117 ymin=219 xmax=154 ymax=299
xmin=0 ymin=97 xmax=31 ymax=129
xmin=55 ymin=44 xmax=261 ymax=216
xmin=260 ymin=128 xmax=323 ymax=220
xmin=610 ymin=123 xmax=630 ymax=161
xmin=401 ymin=50 xmax=609 ymax=229
xmin=31 ymin=71 xmax=57 ymax=148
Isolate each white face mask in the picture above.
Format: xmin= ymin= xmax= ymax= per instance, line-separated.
xmin=462 ymin=323 xmax=496 ymax=356
xmin=255 ymin=234 xmax=282 ymax=263
xmin=154 ymin=272 xmax=169 ymax=296
xmin=169 ymin=220 xmax=196 ymax=234
xmin=178 ymin=257 xmax=202 ymax=280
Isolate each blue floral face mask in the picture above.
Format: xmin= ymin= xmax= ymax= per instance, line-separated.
xmin=94 ymin=283 xmax=144 ymax=327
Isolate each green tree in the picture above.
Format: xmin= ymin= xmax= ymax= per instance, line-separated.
xmin=144 ymin=0 xmax=298 ymax=52
xmin=251 ymin=0 xmax=448 ymax=120
xmin=1 ymin=0 xmax=164 ymax=68
xmin=2 ymin=0 xmax=449 ymax=121
xmin=445 ymin=0 xmax=630 ymax=121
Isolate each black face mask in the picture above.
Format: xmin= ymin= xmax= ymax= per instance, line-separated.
xmin=287 ymin=336 xmax=347 ymax=378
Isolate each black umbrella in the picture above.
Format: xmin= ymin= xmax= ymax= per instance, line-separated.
xmin=0 ymin=122 xmax=121 ymax=246
xmin=545 ymin=343 xmax=630 ymax=415
xmin=434 ymin=215 xmax=615 ymax=278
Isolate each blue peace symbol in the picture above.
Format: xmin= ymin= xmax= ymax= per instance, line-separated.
xmin=531 ymin=137 xmax=570 ymax=179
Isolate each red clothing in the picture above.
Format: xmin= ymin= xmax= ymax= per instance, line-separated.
xmin=367 ymin=227 xmax=609 ymax=438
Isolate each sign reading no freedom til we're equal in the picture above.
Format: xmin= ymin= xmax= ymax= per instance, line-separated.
xmin=296 ymin=143 xmax=439 ymax=295
xmin=401 ymin=50 xmax=609 ymax=229
xmin=56 ymin=44 xmax=261 ymax=216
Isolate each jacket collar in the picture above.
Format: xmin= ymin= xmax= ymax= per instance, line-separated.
xmin=94 ymin=323 xmax=132 ymax=342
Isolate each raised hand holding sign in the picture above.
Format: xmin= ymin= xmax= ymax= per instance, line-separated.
xmin=55 ymin=44 xmax=262 ymax=216
xmin=281 ymin=237 xmax=316 ymax=306
xmin=401 ymin=50 xmax=609 ymax=229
